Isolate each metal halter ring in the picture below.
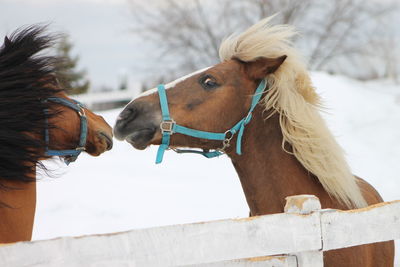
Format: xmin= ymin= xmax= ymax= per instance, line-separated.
xmin=224 ymin=130 xmax=234 ymax=141
xmin=217 ymin=130 xmax=235 ymax=152
xmin=160 ymin=120 xmax=176 ymax=134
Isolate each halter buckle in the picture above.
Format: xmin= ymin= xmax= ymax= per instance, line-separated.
xmin=160 ymin=120 xmax=176 ymax=134
xmin=75 ymin=146 xmax=86 ymax=151
xmin=78 ymin=106 xmax=86 ymax=117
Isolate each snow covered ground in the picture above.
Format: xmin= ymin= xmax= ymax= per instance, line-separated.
xmin=33 ymin=72 xmax=400 ymax=263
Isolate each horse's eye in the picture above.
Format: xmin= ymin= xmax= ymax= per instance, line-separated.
xmin=200 ymin=75 xmax=219 ymax=90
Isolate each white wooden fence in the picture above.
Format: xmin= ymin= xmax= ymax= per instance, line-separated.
xmin=0 ymin=195 xmax=399 ymax=267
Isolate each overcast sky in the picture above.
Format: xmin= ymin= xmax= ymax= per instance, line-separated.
xmin=1 ymin=0 xmax=151 ymax=90
xmin=2 ymin=0 xmax=398 ymax=90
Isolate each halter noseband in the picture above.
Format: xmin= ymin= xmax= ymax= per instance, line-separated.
xmin=155 ymin=79 xmax=267 ymax=164
xmin=43 ymin=97 xmax=88 ymax=165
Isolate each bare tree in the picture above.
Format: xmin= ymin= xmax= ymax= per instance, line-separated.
xmin=305 ymin=0 xmax=398 ymax=73
xmin=128 ymin=0 xmax=399 ymax=84
xmin=129 ymin=0 xmax=233 ymax=78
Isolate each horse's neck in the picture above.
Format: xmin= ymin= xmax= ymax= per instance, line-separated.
xmin=0 ymin=168 xmax=36 ymax=243
xmin=228 ymin=106 xmax=336 ymax=215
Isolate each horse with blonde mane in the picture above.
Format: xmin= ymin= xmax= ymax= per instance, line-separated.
xmin=0 ymin=26 xmax=113 ymax=243
xmin=114 ymin=17 xmax=394 ymax=266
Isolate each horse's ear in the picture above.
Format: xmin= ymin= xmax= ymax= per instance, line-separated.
xmin=242 ymin=55 xmax=287 ymax=80
xmin=4 ymin=36 xmax=11 ymax=47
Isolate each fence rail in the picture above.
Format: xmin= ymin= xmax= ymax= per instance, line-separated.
xmin=0 ymin=195 xmax=399 ymax=267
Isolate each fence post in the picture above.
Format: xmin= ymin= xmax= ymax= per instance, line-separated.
xmin=284 ymin=195 xmax=324 ymax=267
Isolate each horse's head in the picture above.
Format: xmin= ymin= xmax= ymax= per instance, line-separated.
xmin=0 ymin=25 xmax=114 ymax=188
xmin=46 ymin=90 xmax=113 ymax=161
xmin=114 ymin=56 xmax=285 ymax=152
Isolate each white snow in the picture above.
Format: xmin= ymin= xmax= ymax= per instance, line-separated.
xmin=33 ymin=72 xmax=400 ymax=263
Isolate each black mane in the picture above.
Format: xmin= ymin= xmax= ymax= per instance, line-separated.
xmin=0 ymin=25 xmax=62 ymax=188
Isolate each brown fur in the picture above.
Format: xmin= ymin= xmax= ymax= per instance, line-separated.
xmin=117 ymin=57 xmax=394 ymax=266
xmin=229 ymin=108 xmax=394 ymax=267
xmin=0 ymin=91 xmax=113 ymax=244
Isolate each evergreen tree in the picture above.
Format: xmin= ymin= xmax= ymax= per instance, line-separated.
xmin=55 ymin=35 xmax=90 ymax=95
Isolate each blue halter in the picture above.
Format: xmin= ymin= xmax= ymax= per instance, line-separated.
xmin=43 ymin=97 xmax=88 ymax=165
xmin=155 ymin=79 xmax=267 ymax=164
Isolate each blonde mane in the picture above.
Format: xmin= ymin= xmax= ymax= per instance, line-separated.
xmin=219 ymin=16 xmax=367 ymax=208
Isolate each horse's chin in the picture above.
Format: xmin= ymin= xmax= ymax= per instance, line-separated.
xmin=85 ymin=144 xmax=109 ymax=156
xmin=85 ymin=131 xmax=114 ymax=156
xmin=127 ymin=140 xmax=148 ymax=150
xmin=126 ymin=128 xmax=156 ymax=150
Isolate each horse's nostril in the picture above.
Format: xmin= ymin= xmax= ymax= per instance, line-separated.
xmin=119 ymin=107 xmax=137 ymax=122
xmin=99 ymin=132 xmax=113 ymax=150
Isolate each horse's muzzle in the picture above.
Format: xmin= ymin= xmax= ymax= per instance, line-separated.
xmin=113 ymin=101 xmax=160 ymax=150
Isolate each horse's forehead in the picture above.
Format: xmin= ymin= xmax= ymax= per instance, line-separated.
xmin=165 ymin=66 xmax=212 ymax=89
xmin=133 ymin=66 xmax=211 ymax=100
xmin=211 ymin=60 xmax=241 ymax=77
xmin=134 ymin=61 xmax=241 ymax=99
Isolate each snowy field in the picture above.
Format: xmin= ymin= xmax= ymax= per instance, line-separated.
xmin=34 ymin=72 xmax=400 ymax=263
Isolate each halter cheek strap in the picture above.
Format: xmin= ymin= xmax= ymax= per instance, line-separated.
xmin=43 ymin=97 xmax=88 ymax=165
xmin=155 ymin=79 xmax=267 ymax=164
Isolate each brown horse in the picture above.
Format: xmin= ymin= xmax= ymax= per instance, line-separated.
xmin=0 ymin=26 xmax=113 ymax=243
xmin=114 ymin=17 xmax=394 ymax=266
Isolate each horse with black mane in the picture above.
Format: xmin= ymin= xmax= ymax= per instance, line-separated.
xmin=114 ymin=17 xmax=394 ymax=266
xmin=0 ymin=26 xmax=113 ymax=243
